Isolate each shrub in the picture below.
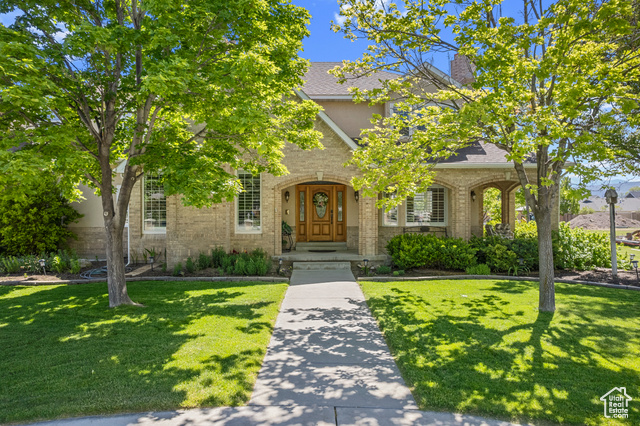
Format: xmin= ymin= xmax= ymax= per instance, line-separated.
xmin=185 ymin=257 xmax=196 ymax=273
xmin=234 ymin=258 xmax=246 ymax=275
xmin=50 ymin=255 xmax=67 ymax=274
xmin=484 ymin=244 xmax=518 ymax=272
xmin=221 ymin=254 xmax=234 ymax=271
xmin=393 ymin=270 xmax=405 ymax=276
xmin=579 ymin=206 xmax=595 ymax=215
xmin=514 ymin=220 xmax=537 ymax=239
xmin=22 ymin=255 xmax=42 ymax=273
xmin=69 ymin=259 xmax=81 ymax=274
xmin=376 ymin=265 xmax=392 ymax=275
xmin=197 ymin=252 xmax=211 ymax=269
xmin=254 ymin=257 xmax=270 ymax=275
xmin=470 ymin=236 xmax=538 ymax=273
xmin=225 ymin=264 xmax=235 ymax=275
xmin=386 ymin=234 xmax=476 ymax=271
xmin=173 ymin=262 xmax=183 ymax=276
xmin=466 ymin=263 xmax=491 ymax=275
xmin=553 ymin=222 xmax=617 ymax=270
xmin=245 ymin=259 xmax=257 ymax=275
xmin=0 ymin=177 xmax=82 ymax=255
xmin=211 ymin=247 xmax=226 ymax=268
xmin=1 ymin=256 xmax=21 ymax=274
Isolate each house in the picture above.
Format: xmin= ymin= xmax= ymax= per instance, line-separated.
xmin=67 ymin=58 xmax=551 ymax=266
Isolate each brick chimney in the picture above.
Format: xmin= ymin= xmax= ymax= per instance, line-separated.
xmin=450 ymin=53 xmax=475 ymax=86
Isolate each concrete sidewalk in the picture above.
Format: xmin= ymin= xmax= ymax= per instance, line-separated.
xmin=249 ymin=268 xmax=417 ymax=413
xmin=24 ymin=269 xmax=523 ymax=426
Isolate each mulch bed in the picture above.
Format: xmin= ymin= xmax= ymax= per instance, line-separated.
xmin=2 ymin=262 xmax=638 ymax=287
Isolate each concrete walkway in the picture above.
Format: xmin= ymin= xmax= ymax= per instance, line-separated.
xmin=24 ymin=269 xmax=523 ymax=426
xmin=248 ymin=268 xmax=417 ymax=421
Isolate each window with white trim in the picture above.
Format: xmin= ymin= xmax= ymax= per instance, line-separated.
xmin=382 ymin=192 xmax=398 ymax=226
xmin=406 ymin=186 xmax=447 ymax=226
xmin=143 ymin=173 xmax=166 ymax=233
xmin=237 ymin=170 xmax=261 ymax=233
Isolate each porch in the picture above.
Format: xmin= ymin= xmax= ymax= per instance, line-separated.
xmin=273 ymin=242 xmax=388 ymax=264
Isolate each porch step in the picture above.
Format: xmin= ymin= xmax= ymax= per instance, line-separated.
xmin=293 ymin=261 xmax=352 ymax=271
xmin=295 ymin=242 xmax=348 ymax=252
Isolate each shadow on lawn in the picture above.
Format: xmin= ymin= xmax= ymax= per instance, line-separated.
xmin=368 ymin=282 xmax=640 ymax=425
xmin=0 ymin=281 xmax=279 ymax=424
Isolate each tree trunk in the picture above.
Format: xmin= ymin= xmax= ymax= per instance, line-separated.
xmin=536 ymin=207 xmax=556 ymax=312
xmin=105 ymin=219 xmax=136 ymax=307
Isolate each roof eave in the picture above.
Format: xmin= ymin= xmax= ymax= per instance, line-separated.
xmin=433 ymin=162 xmax=537 ymax=169
xmin=294 ymin=88 xmax=359 ymax=151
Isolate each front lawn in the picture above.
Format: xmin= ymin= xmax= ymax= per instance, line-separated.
xmin=0 ymin=281 xmax=287 ymax=424
xmin=360 ymin=280 xmax=640 ymax=425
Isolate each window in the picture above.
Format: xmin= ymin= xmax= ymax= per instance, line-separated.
xmin=391 ymin=103 xmax=427 ymax=137
xmin=237 ymin=170 xmax=261 ymax=232
xmin=143 ymin=173 xmax=166 ymax=233
xmin=406 ymin=186 xmax=447 ymax=226
xmin=382 ymin=192 xmax=398 ymax=226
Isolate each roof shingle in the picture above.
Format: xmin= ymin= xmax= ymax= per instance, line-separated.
xmin=301 ymin=62 xmax=399 ymax=97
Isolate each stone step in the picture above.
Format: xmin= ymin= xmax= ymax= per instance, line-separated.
xmin=292 ymin=261 xmax=352 ymax=271
xmin=295 ymin=242 xmax=348 ymax=252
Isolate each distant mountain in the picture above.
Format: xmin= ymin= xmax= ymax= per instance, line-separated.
xmin=584 ymin=181 xmax=640 ymax=198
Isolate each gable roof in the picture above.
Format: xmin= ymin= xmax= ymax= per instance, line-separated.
xmin=626 ymin=191 xmax=640 ymax=199
xmin=299 ymin=62 xmax=536 ymax=167
xmin=301 ymin=62 xmax=399 ymax=98
xmin=294 ymin=88 xmax=359 ymax=151
xmin=434 ymin=141 xmax=536 ymax=168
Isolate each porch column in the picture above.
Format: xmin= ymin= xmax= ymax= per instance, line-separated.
xmin=358 ymin=196 xmax=378 ymax=256
xmin=273 ymin=188 xmax=282 ymax=256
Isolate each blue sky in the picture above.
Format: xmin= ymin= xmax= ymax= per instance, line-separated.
xmin=291 ymin=0 xmax=453 ymax=75
xmin=291 ymin=0 xmax=373 ymax=62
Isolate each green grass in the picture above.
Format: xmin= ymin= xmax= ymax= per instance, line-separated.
xmin=360 ymin=280 xmax=640 ymax=425
xmin=0 ymin=281 xmax=287 ymax=424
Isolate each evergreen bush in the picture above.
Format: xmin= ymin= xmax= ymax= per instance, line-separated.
xmin=386 ymin=234 xmax=477 ymax=271
xmin=0 ymin=177 xmax=82 ymax=255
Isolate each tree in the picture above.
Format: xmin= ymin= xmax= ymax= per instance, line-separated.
xmin=559 ymin=178 xmax=580 ymax=216
xmin=0 ymin=0 xmax=322 ymax=307
xmin=482 ymin=187 xmax=501 ymax=225
xmin=333 ymin=0 xmax=640 ymax=311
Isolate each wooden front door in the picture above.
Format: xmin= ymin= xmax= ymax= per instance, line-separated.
xmin=296 ymin=184 xmax=347 ymax=242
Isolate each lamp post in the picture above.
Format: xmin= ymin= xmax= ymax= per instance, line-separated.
xmin=632 ymin=260 xmax=639 ymax=284
xmin=149 ymin=255 xmax=155 ymax=272
xmin=38 ymin=258 xmax=46 ymax=275
xmin=278 ymin=257 xmax=283 ymax=274
xmin=605 ymin=188 xmax=618 ymax=279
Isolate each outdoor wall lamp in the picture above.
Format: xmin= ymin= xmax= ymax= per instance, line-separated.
xmin=284 ymin=191 xmax=290 ymax=203
xmin=355 ymin=191 xmax=359 ymax=202
xmin=38 ymin=258 xmax=46 ymax=275
xmin=470 ymin=191 xmax=476 ymax=202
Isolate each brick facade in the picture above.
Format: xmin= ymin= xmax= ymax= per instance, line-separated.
xmin=68 ymin=102 xmax=557 ymax=266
